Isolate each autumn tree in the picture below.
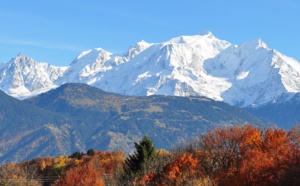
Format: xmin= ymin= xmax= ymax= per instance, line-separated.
xmin=82 ymin=151 xmax=124 ymax=185
xmin=281 ymin=125 xmax=300 ymax=185
xmin=161 ymin=152 xmax=198 ymax=185
xmin=221 ymin=127 xmax=296 ymax=185
xmin=53 ymin=164 xmax=104 ymax=186
xmin=2 ymin=125 xmax=300 ymax=186
xmin=196 ymin=125 xmax=252 ymax=180
xmin=134 ymin=149 xmax=173 ymax=185
xmin=0 ymin=163 xmax=41 ymax=186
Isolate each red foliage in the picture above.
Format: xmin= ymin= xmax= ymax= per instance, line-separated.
xmin=134 ymin=172 xmax=156 ymax=185
xmin=53 ymin=164 xmax=104 ymax=186
xmin=50 ymin=151 xmax=124 ymax=185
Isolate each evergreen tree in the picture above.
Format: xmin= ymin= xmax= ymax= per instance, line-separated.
xmin=87 ymin=149 xmax=95 ymax=156
xmin=124 ymin=136 xmax=156 ymax=178
xmin=68 ymin=151 xmax=84 ymax=159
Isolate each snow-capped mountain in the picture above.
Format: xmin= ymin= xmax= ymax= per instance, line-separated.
xmin=1 ymin=32 xmax=300 ymax=107
xmin=0 ymin=54 xmax=67 ymax=98
xmin=62 ymin=32 xmax=231 ymax=98
xmin=204 ymin=39 xmax=300 ymax=107
xmin=60 ymin=40 xmax=152 ymax=85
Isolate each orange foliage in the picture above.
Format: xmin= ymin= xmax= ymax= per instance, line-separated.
xmin=161 ymin=152 xmax=198 ymax=185
xmin=200 ymin=125 xmax=250 ymax=176
xmin=53 ymin=164 xmax=104 ymax=186
xmin=156 ymin=149 xmax=170 ymax=156
xmin=85 ymin=151 xmax=124 ymax=175
xmin=4 ymin=125 xmax=300 ymax=186
xmin=241 ymin=127 xmax=263 ymax=151
xmin=221 ymin=127 xmax=295 ymax=185
xmin=134 ymin=172 xmax=156 ymax=185
xmin=17 ymin=150 xmax=124 ymax=185
xmin=49 ymin=150 xmax=124 ymax=185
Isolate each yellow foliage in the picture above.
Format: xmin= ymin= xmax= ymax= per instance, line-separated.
xmin=73 ymin=159 xmax=83 ymax=166
xmin=156 ymin=149 xmax=170 ymax=156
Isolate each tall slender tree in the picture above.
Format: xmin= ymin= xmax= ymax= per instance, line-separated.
xmin=124 ymin=136 xmax=156 ymax=178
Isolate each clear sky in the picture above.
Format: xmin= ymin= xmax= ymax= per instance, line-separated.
xmin=0 ymin=0 xmax=299 ymax=66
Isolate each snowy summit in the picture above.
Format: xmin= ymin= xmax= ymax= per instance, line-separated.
xmin=1 ymin=32 xmax=300 ymax=108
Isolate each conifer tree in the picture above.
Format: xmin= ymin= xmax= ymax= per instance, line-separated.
xmin=124 ymin=136 xmax=156 ymax=178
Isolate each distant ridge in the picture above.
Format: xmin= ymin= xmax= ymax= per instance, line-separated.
xmin=247 ymin=93 xmax=300 ymax=129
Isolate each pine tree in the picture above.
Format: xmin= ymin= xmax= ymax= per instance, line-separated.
xmin=87 ymin=149 xmax=95 ymax=156
xmin=124 ymin=136 xmax=156 ymax=178
xmin=68 ymin=151 xmax=84 ymax=160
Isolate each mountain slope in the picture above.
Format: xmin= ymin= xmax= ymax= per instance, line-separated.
xmin=24 ymin=83 xmax=272 ymax=155
xmin=0 ymin=90 xmax=73 ymax=163
xmin=204 ymin=40 xmax=300 ymax=107
xmin=0 ymin=54 xmax=67 ymax=98
xmin=0 ymin=83 xmax=273 ymax=162
xmin=72 ymin=32 xmax=231 ymax=98
xmin=247 ymin=93 xmax=300 ymax=129
xmin=57 ymin=32 xmax=231 ymax=100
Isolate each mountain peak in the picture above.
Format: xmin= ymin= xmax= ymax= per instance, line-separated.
xmin=165 ymin=32 xmax=222 ymax=45
xmin=239 ymin=39 xmax=270 ymax=51
xmin=17 ymin=53 xmax=24 ymax=57
xmin=75 ymin=48 xmax=107 ymax=60
xmin=256 ymin=39 xmax=269 ymax=49
xmin=71 ymin=48 xmax=112 ymax=67
xmin=251 ymin=39 xmax=269 ymax=50
xmin=130 ymin=40 xmax=151 ymax=49
xmin=125 ymin=40 xmax=152 ymax=59
xmin=131 ymin=40 xmax=152 ymax=51
xmin=1 ymin=33 xmax=300 ymax=108
xmin=15 ymin=53 xmax=28 ymax=60
xmin=199 ymin=31 xmax=215 ymax=38
xmin=12 ymin=53 xmax=33 ymax=65
xmin=136 ymin=40 xmax=149 ymax=45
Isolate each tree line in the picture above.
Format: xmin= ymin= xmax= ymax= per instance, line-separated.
xmin=0 ymin=124 xmax=300 ymax=185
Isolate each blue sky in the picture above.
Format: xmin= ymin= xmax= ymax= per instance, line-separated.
xmin=0 ymin=0 xmax=299 ymax=66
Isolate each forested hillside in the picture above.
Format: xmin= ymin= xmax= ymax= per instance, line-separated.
xmin=0 ymin=83 xmax=272 ymax=162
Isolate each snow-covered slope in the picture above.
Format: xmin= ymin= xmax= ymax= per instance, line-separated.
xmin=1 ymin=32 xmax=300 ymax=107
xmin=0 ymin=54 xmax=67 ymax=98
xmin=60 ymin=40 xmax=152 ymax=84
xmin=85 ymin=32 xmax=231 ymax=98
xmin=204 ymin=39 xmax=300 ymax=107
